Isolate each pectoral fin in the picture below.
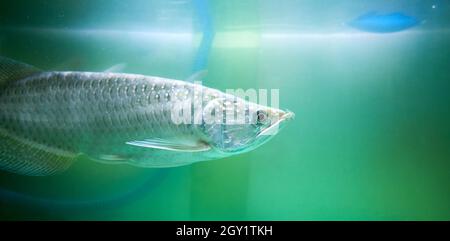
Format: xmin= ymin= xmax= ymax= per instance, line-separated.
xmin=126 ymin=138 xmax=211 ymax=152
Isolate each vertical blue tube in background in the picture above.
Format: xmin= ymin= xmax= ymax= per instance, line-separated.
xmin=192 ymin=0 xmax=215 ymax=74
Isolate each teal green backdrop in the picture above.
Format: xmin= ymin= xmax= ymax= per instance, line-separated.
xmin=0 ymin=0 xmax=449 ymax=220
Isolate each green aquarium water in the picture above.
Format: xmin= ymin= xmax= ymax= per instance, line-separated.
xmin=0 ymin=0 xmax=449 ymax=220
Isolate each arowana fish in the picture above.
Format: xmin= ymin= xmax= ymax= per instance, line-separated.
xmin=0 ymin=57 xmax=294 ymax=176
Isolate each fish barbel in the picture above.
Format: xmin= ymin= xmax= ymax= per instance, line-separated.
xmin=0 ymin=57 xmax=294 ymax=176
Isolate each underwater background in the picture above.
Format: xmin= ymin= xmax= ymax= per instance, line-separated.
xmin=0 ymin=0 xmax=449 ymax=220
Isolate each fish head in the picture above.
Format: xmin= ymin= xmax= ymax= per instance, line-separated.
xmin=200 ymin=96 xmax=294 ymax=155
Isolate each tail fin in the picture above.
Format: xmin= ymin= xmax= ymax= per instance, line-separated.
xmin=0 ymin=56 xmax=41 ymax=87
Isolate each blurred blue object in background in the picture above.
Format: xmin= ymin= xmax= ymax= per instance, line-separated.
xmin=348 ymin=12 xmax=420 ymax=33
xmin=192 ymin=0 xmax=215 ymax=73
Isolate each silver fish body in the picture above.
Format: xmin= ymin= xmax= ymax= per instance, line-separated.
xmin=0 ymin=57 xmax=294 ymax=175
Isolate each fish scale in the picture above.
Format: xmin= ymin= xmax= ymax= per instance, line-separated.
xmin=0 ymin=68 xmax=208 ymax=173
xmin=7 ymin=72 xmax=191 ymax=138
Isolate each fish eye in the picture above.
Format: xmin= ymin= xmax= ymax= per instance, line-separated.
xmin=256 ymin=110 xmax=269 ymax=126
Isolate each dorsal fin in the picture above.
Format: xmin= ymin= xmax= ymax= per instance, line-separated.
xmin=186 ymin=70 xmax=208 ymax=83
xmin=103 ymin=63 xmax=127 ymax=73
xmin=0 ymin=56 xmax=41 ymax=86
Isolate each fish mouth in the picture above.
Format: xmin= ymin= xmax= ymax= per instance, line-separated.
xmin=258 ymin=110 xmax=295 ymax=136
xmin=281 ymin=110 xmax=295 ymax=121
xmin=218 ymin=110 xmax=295 ymax=155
